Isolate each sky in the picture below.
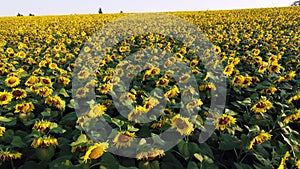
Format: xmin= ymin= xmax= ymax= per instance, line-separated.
xmin=0 ymin=0 xmax=294 ymax=16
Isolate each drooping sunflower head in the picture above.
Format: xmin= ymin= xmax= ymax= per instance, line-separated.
xmin=136 ymin=149 xmax=165 ymax=161
xmin=251 ymin=98 xmax=273 ymax=113
xmin=81 ymin=142 xmax=109 ymax=163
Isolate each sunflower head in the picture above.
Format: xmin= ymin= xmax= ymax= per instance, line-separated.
xmin=113 ymin=131 xmax=135 ymax=149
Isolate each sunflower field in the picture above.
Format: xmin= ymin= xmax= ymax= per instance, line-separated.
xmin=0 ymin=6 xmax=300 ymax=169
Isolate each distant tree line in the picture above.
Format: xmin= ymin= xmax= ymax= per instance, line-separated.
xmin=291 ymin=0 xmax=300 ymax=6
xmin=17 ymin=13 xmax=35 ymax=16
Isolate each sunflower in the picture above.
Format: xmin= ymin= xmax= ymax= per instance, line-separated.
xmin=216 ymin=114 xmax=236 ymax=131
xmin=164 ymin=86 xmax=180 ymax=98
xmin=143 ymin=97 xmax=160 ymax=110
xmin=213 ymin=45 xmax=221 ymax=54
xmin=296 ymin=160 xmax=300 ymax=169
xmin=252 ymin=49 xmax=260 ymax=56
xmin=268 ymin=63 xmax=282 ymax=74
xmin=190 ymin=59 xmax=199 ymax=67
xmin=232 ymin=75 xmax=245 ymax=87
xmin=25 ymin=76 xmax=39 ymax=86
xmin=31 ymin=136 xmax=58 ymax=148
xmin=40 ymin=77 xmax=52 ymax=86
xmin=240 ymin=76 xmax=253 ymax=88
xmin=248 ymin=130 xmax=272 ymax=149
xmin=58 ymin=76 xmax=71 ymax=86
xmin=149 ymin=67 xmax=160 ymax=76
xmin=5 ymin=76 xmax=20 ymax=87
xmin=0 ymin=126 xmax=6 ymax=136
xmin=283 ymin=109 xmax=300 ymax=124
xmin=88 ymin=104 xmax=106 ymax=118
xmin=119 ymin=92 xmax=136 ymax=105
xmin=283 ymin=71 xmax=296 ymax=81
xmin=156 ymin=78 xmax=169 ymax=87
xmin=257 ymin=61 xmax=268 ymax=74
xmin=17 ymin=51 xmax=26 ymax=59
xmin=179 ymin=73 xmax=191 ymax=84
xmin=288 ymin=92 xmax=300 ymax=104
xmin=0 ymin=91 xmax=13 ymax=105
xmin=186 ymin=99 xmax=203 ymax=110
xmin=113 ymin=131 xmax=135 ymax=148
xmin=98 ymin=83 xmax=112 ymax=94
xmin=278 ymin=151 xmax=290 ymax=169
xmin=77 ymin=69 xmax=91 ymax=80
xmin=223 ymin=64 xmax=234 ymax=76
xmin=260 ymin=87 xmax=277 ymax=95
xmin=199 ymin=82 xmax=216 ymax=91
xmin=128 ymin=105 xmax=148 ymax=122
xmin=11 ymin=88 xmax=27 ymax=100
xmin=32 ymin=120 xmax=51 ymax=132
xmin=48 ymin=62 xmax=58 ymax=70
xmin=45 ymin=95 xmax=65 ymax=110
xmin=251 ymin=98 xmax=273 ymax=113
xmin=35 ymin=86 xmax=53 ymax=97
xmin=136 ymin=149 xmax=165 ymax=161
xmin=15 ymin=102 xmax=35 ymax=114
xmin=0 ymin=151 xmax=22 ymax=161
xmin=171 ymin=114 xmax=194 ymax=136
xmin=81 ymin=142 xmax=109 ymax=163
xmin=75 ymin=87 xmax=89 ymax=98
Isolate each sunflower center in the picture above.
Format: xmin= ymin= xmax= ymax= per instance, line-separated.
xmin=0 ymin=95 xmax=7 ymax=101
xmin=8 ymin=78 xmax=17 ymax=84
xmin=176 ymin=118 xmax=188 ymax=129
xmin=12 ymin=90 xmax=23 ymax=96
xmin=256 ymin=102 xmax=266 ymax=108
xmin=118 ymin=134 xmax=130 ymax=143
xmin=219 ymin=117 xmax=230 ymax=125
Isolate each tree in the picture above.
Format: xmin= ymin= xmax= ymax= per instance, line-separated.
xmin=291 ymin=0 xmax=300 ymax=6
xmin=98 ymin=8 xmax=103 ymax=14
xmin=29 ymin=13 xmax=35 ymax=16
xmin=17 ymin=13 xmax=23 ymax=16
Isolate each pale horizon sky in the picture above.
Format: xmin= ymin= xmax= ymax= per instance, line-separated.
xmin=0 ymin=0 xmax=295 ymax=16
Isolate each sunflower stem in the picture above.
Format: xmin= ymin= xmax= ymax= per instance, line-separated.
xmin=10 ymin=160 xmax=15 ymax=169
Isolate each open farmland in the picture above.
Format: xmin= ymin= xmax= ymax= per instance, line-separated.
xmin=0 ymin=6 xmax=300 ymax=169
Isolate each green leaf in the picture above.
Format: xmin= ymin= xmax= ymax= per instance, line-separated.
xmin=119 ymin=166 xmax=138 ymax=169
xmin=138 ymin=160 xmax=160 ymax=169
xmin=219 ymin=134 xmax=242 ymax=150
xmin=0 ymin=116 xmax=13 ymax=123
xmin=11 ymin=136 xmax=27 ymax=148
xmin=59 ymin=88 xmax=70 ymax=97
xmin=234 ymin=162 xmax=253 ymax=169
xmin=198 ymin=143 xmax=213 ymax=158
xmin=101 ymin=153 xmax=119 ymax=169
xmin=19 ymin=161 xmax=46 ymax=169
xmin=187 ymin=161 xmax=198 ymax=169
xmin=70 ymin=134 xmax=89 ymax=147
xmin=177 ymin=141 xmax=190 ymax=158
xmin=161 ymin=152 xmax=184 ymax=169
